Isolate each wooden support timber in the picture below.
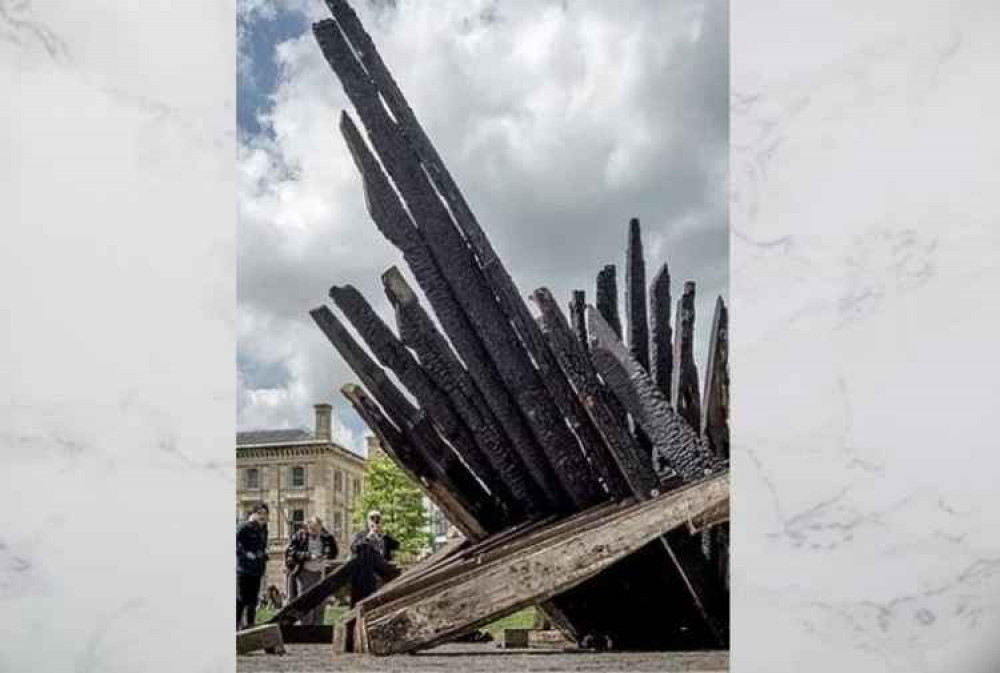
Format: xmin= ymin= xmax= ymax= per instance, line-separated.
xmin=625 ymin=218 xmax=650 ymax=372
xmin=650 ymin=263 xmax=673 ymax=400
xmin=360 ymin=474 xmax=728 ymax=655
xmin=236 ymin=623 xmax=285 ymax=656
xmin=268 ymin=559 xmax=357 ymax=626
xmin=596 ymin=264 xmax=623 ymax=339
xmin=672 ymin=281 xmax=702 ymax=432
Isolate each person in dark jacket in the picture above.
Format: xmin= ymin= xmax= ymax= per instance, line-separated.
xmin=349 ymin=510 xmax=400 ymax=607
xmin=284 ymin=516 xmax=339 ymax=625
xmin=236 ymin=502 xmax=269 ymax=629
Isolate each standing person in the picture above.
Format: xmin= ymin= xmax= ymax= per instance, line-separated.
xmin=236 ymin=502 xmax=269 ymax=630
xmin=349 ymin=510 xmax=400 ymax=607
xmin=284 ymin=516 xmax=339 ymax=625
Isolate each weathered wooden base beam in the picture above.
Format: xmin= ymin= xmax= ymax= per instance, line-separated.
xmin=236 ymin=623 xmax=285 ymax=656
xmin=268 ymin=559 xmax=357 ymax=626
xmin=361 ymin=474 xmax=728 ymax=655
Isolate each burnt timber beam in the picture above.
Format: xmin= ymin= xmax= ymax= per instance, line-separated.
xmin=569 ymin=290 xmax=588 ymax=352
xmin=532 ymin=287 xmax=652 ymax=498
xmin=335 ymin=109 xmax=567 ymax=512
xmin=650 ymin=263 xmax=673 ymax=401
xmin=701 ymin=296 xmax=730 ymax=460
xmin=625 ymin=218 xmax=650 ymax=372
xmin=316 ymin=22 xmax=601 ymax=513
xmin=382 ymin=267 xmax=549 ymax=517
xmin=329 ymin=283 xmax=518 ymax=524
xmin=341 ymin=384 xmax=488 ymax=540
xmin=596 ymin=264 xmax=623 ymax=339
xmin=236 ymin=624 xmax=285 ymax=656
xmin=310 ymin=305 xmax=501 ymax=528
xmin=587 ymin=306 xmax=716 ymax=484
xmin=672 ymin=281 xmax=702 ymax=431
xmin=362 ymin=474 xmax=729 ymax=655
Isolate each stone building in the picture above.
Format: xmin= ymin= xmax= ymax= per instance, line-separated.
xmin=236 ymin=403 xmax=366 ymax=592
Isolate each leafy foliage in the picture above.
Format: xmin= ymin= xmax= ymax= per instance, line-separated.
xmin=353 ymin=449 xmax=430 ymax=558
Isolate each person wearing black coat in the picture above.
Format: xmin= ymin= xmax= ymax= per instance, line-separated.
xmin=284 ymin=516 xmax=339 ymax=625
xmin=349 ymin=510 xmax=400 ymax=607
xmin=236 ymin=502 xmax=269 ymax=629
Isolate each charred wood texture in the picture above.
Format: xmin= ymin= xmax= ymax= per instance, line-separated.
xmin=532 ymin=288 xmax=653 ymax=499
xmin=672 ymin=281 xmax=702 ymax=431
xmin=329 ymin=283 xmax=519 ymax=523
xmin=569 ymin=290 xmax=588 ymax=352
xmin=381 ymin=267 xmax=549 ymax=518
xmin=595 ymin=264 xmax=622 ymax=339
xmin=650 ymin=263 xmax=673 ymax=401
xmin=310 ymin=306 xmax=502 ymax=530
xmin=316 ymin=18 xmax=603 ymax=512
xmin=587 ymin=307 xmax=718 ymax=484
xmin=701 ymin=296 xmax=729 ymax=460
xmin=341 ymin=384 xmax=487 ymax=540
xmin=335 ymin=110 xmax=567 ymax=513
xmin=625 ymin=218 xmax=649 ymax=372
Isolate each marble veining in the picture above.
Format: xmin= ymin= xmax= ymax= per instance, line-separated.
xmin=732 ymin=2 xmax=1000 ymax=672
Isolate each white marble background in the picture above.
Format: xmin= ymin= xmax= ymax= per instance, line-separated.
xmin=0 ymin=1 xmax=234 ymax=672
xmin=731 ymin=1 xmax=1000 ymax=672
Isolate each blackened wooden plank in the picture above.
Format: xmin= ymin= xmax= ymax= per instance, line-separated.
xmin=701 ymin=296 xmax=729 ymax=460
xmin=383 ymin=267 xmax=549 ymax=517
xmin=625 ymin=218 xmax=649 ymax=372
xmin=595 ymin=264 xmax=622 ymax=339
xmin=587 ymin=307 xmax=718 ymax=484
xmin=671 ymin=281 xmax=702 ymax=432
xmin=569 ymin=290 xmax=588 ymax=352
xmin=532 ymin=287 xmax=653 ymax=499
xmin=315 ymin=21 xmax=600 ymax=511
xmin=335 ymin=109 xmax=567 ymax=513
xmin=341 ymin=384 xmax=489 ymax=540
xmin=650 ymin=263 xmax=673 ymax=401
xmin=329 ymin=283 xmax=518 ymax=522
xmin=268 ymin=560 xmax=357 ymax=626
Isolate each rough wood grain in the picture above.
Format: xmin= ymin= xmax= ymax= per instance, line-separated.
xmin=268 ymin=560 xmax=356 ymax=626
xmin=596 ymin=264 xmax=622 ymax=340
xmin=587 ymin=307 xmax=716 ymax=484
xmin=625 ymin=218 xmax=649 ymax=372
xmin=330 ymin=283 xmax=516 ymax=523
xmin=363 ymin=474 xmax=729 ymax=655
xmin=569 ymin=290 xmax=588 ymax=352
xmin=382 ymin=267 xmax=548 ymax=517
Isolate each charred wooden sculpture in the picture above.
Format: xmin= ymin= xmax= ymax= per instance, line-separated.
xmin=300 ymin=0 xmax=730 ymax=655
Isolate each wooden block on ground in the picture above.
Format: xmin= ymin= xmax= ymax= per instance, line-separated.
xmin=530 ymin=629 xmax=577 ymax=649
xmin=236 ymin=623 xmax=285 ymax=656
xmin=501 ymin=628 xmax=531 ymax=649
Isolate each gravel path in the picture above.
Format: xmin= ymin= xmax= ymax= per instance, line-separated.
xmin=237 ymin=643 xmax=728 ymax=672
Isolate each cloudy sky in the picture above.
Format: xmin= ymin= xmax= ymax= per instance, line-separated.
xmin=237 ymin=0 xmax=729 ymax=456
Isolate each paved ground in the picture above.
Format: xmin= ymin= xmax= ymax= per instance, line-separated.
xmin=237 ymin=643 xmax=728 ymax=672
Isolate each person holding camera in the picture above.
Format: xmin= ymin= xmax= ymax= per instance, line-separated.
xmin=236 ymin=502 xmax=269 ymax=629
xmin=348 ymin=510 xmax=399 ymax=606
xmin=284 ymin=515 xmax=339 ymax=625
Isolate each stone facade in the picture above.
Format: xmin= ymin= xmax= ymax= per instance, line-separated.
xmin=236 ymin=403 xmax=367 ymax=593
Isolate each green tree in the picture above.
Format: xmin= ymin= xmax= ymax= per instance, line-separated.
xmin=353 ymin=450 xmax=430 ymax=559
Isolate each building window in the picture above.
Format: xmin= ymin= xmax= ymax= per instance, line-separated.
xmin=353 ymin=477 xmax=361 ymax=498
xmin=334 ymin=469 xmax=343 ymax=493
xmin=245 ymin=468 xmax=260 ymax=489
xmin=291 ymin=508 xmax=305 ymax=534
xmin=291 ymin=466 xmax=305 ymax=488
xmin=333 ymin=511 xmax=343 ymax=540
